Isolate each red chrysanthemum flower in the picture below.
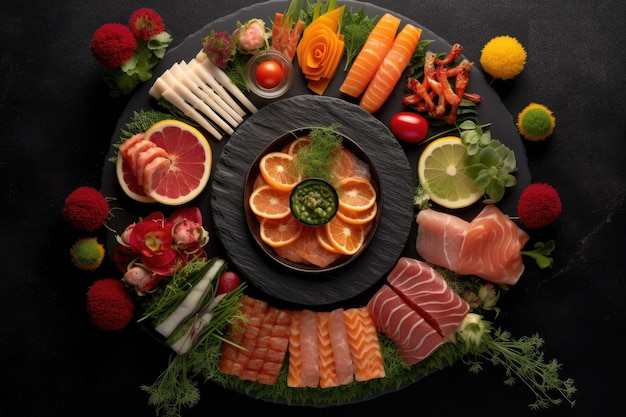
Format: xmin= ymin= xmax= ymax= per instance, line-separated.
xmin=62 ymin=186 xmax=109 ymax=232
xmin=90 ymin=23 xmax=137 ymax=69
xmin=86 ymin=279 xmax=134 ymax=331
xmin=128 ymin=8 xmax=165 ymax=41
xmin=517 ymin=183 xmax=562 ymax=229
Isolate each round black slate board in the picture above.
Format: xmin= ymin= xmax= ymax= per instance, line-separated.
xmin=211 ymin=96 xmax=413 ymax=307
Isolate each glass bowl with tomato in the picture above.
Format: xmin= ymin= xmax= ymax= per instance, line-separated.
xmin=245 ymin=49 xmax=294 ymax=99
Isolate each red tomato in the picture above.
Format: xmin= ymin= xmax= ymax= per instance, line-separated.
xmin=389 ymin=112 xmax=429 ymax=143
xmin=255 ymin=61 xmax=284 ymax=89
xmin=216 ymin=271 xmax=241 ymax=295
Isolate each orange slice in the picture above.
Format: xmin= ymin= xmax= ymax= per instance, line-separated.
xmin=335 ymin=202 xmax=378 ymax=225
xmin=249 ymin=184 xmax=292 ymax=219
xmin=324 ymin=216 xmax=366 ymax=255
xmin=259 ymin=151 xmax=300 ymax=191
xmin=315 ymin=226 xmax=342 ymax=253
xmin=284 ymin=136 xmax=311 ymax=155
xmin=141 ymin=119 xmax=212 ymax=206
xmin=336 ymin=176 xmax=376 ymax=212
xmin=259 ymin=215 xmax=304 ymax=247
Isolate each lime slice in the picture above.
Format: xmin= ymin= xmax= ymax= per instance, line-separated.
xmin=417 ymin=136 xmax=483 ymax=209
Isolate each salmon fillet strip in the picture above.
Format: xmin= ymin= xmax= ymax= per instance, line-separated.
xmin=219 ymin=296 xmax=291 ymax=385
xmin=344 ymin=307 xmax=386 ymax=381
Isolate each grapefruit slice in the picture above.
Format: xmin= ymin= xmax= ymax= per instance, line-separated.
xmin=142 ymin=120 xmax=212 ymax=205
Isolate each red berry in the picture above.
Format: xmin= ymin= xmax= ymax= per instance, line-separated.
xmin=216 ymin=271 xmax=240 ymax=295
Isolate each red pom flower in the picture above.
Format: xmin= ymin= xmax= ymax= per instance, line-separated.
xmin=90 ymin=23 xmax=137 ymax=69
xmin=129 ymin=8 xmax=165 ymax=41
xmin=517 ymin=183 xmax=562 ymax=229
xmin=86 ymin=279 xmax=134 ymax=331
xmin=62 ymin=186 xmax=109 ymax=232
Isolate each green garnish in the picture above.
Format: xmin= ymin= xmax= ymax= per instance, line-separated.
xmin=341 ymin=7 xmax=378 ymax=71
xmin=292 ymin=124 xmax=343 ymax=182
xmin=141 ymin=284 xmax=247 ymax=417
xmin=522 ymin=240 xmax=556 ymax=269
xmin=460 ymin=120 xmax=517 ymax=203
xmin=455 ymin=313 xmax=577 ymax=410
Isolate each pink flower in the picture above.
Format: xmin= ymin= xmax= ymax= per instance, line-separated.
xmin=90 ymin=23 xmax=137 ymax=69
xmin=201 ymin=30 xmax=236 ymax=67
xmin=123 ymin=265 xmax=165 ymax=294
xmin=234 ymin=19 xmax=268 ymax=53
xmin=167 ymin=207 xmax=209 ymax=252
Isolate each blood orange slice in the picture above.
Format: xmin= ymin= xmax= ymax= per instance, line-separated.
xmin=142 ymin=120 xmax=212 ymax=205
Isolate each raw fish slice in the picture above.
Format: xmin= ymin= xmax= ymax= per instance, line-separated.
xmin=287 ymin=310 xmax=304 ymax=387
xmin=125 ymin=139 xmax=157 ymax=173
xmin=299 ymin=309 xmax=320 ymax=387
xmin=135 ymin=146 xmax=170 ymax=186
xmin=415 ymin=209 xmax=469 ymax=272
xmin=457 ymin=205 xmax=529 ymax=285
xmin=367 ymin=285 xmax=445 ymax=365
xmin=293 ymin=227 xmax=343 ymax=268
xmin=118 ymin=133 xmax=146 ymax=161
xmin=317 ymin=312 xmax=339 ymax=388
xmin=344 ymin=307 xmax=385 ymax=381
xmin=387 ymin=257 xmax=470 ymax=337
xmin=328 ymin=308 xmax=355 ymax=385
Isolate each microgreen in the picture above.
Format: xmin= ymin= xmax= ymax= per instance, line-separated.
xmin=522 ymin=240 xmax=556 ymax=269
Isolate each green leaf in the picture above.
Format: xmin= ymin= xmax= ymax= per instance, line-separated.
xmin=522 ymin=240 xmax=556 ymax=269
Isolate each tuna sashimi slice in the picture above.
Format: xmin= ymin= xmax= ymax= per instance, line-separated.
xmin=368 ymin=285 xmax=445 ymax=366
xmin=457 ymin=205 xmax=530 ymax=285
xmin=415 ymin=209 xmax=469 ymax=272
xmin=387 ymin=257 xmax=470 ymax=338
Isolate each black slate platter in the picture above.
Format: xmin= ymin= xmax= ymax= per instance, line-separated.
xmin=211 ymin=95 xmax=413 ymax=307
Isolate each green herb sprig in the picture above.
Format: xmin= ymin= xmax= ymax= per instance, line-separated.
xmin=292 ymin=124 xmax=343 ymax=182
xmin=341 ymin=7 xmax=378 ymax=71
xmin=522 ymin=240 xmax=556 ymax=269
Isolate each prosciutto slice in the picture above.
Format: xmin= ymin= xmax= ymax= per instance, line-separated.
xmin=367 ymin=257 xmax=470 ymax=365
xmin=416 ymin=205 xmax=529 ymax=285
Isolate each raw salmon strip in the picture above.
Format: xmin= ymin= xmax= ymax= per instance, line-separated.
xmin=415 ymin=209 xmax=469 ymax=272
xmin=359 ymin=23 xmax=422 ymax=113
xmin=287 ymin=309 xmax=320 ymax=388
xmin=316 ymin=312 xmax=339 ymax=388
xmin=328 ymin=308 xmax=355 ymax=385
xmin=344 ymin=307 xmax=385 ymax=381
xmin=457 ymin=204 xmax=530 ymax=285
xmin=219 ymin=296 xmax=291 ymax=385
xmin=340 ymin=13 xmax=401 ymax=97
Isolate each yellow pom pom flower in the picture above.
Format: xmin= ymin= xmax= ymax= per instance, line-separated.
xmin=480 ymin=36 xmax=527 ymax=80
xmin=70 ymin=237 xmax=105 ymax=271
xmin=516 ymin=102 xmax=556 ymax=141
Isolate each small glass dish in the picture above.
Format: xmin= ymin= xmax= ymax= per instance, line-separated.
xmin=245 ymin=49 xmax=294 ymax=99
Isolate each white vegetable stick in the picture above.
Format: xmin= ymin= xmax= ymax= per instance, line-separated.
xmin=201 ymin=56 xmax=258 ymax=114
xmin=177 ymin=60 xmax=244 ymax=125
xmin=154 ymin=258 xmax=225 ymax=338
xmin=168 ymin=293 xmax=226 ymax=354
xmin=154 ymin=78 xmax=223 ymax=140
xmin=187 ymin=58 xmax=247 ymax=117
xmin=161 ymin=70 xmax=234 ymax=135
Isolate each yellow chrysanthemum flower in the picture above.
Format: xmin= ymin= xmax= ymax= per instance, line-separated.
xmin=480 ymin=36 xmax=527 ymax=80
xmin=516 ymin=102 xmax=556 ymax=141
xmin=70 ymin=237 xmax=105 ymax=271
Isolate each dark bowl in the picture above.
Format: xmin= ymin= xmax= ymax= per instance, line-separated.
xmin=244 ymin=127 xmax=383 ymax=273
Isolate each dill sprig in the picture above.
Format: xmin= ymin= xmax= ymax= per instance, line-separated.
xmin=292 ymin=124 xmax=343 ymax=182
xmin=341 ymin=7 xmax=378 ymax=71
xmin=456 ymin=314 xmax=577 ymax=410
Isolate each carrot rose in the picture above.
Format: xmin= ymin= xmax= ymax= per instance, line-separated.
xmin=296 ymin=5 xmax=345 ymax=95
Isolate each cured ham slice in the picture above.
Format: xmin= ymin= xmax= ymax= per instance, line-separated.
xmin=367 ymin=257 xmax=470 ymax=366
xmin=416 ymin=205 xmax=530 ymax=285
xmin=219 ymin=296 xmax=291 ymax=385
xmin=457 ymin=205 xmax=529 ymax=285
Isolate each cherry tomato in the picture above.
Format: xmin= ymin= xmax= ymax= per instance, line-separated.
xmin=389 ymin=112 xmax=429 ymax=143
xmin=255 ymin=60 xmax=284 ymax=89
xmin=216 ymin=271 xmax=241 ymax=295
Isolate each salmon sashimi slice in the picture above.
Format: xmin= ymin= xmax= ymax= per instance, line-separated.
xmin=359 ymin=23 xmax=422 ymax=113
xmin=287 ymin=309 xmax=319 ymax=388
xmin=328 ymin=308 xmax=355 ymax=385
xmin=316 ymin=311 xmax=339 ymax=388
xmin=339 ymin=13 xmax=401 ymax=97
xmin=219 ymin=296 xmax=291 ymax=385
xmin=293 ymin=227 xmax=344 ymax=268
xmin=118 ymin=133 xmax=145 ymax=161
xmin=287 ymin=310 xmax=304 ymax=387
xmin=456 ymin=204 xmax=530 ymax=285
xmin=344 ymin=307 xmax=386 ymax=381
xmin=125 ymin=139 xmax=157 ymax=173
xmin=415 ymin=209 xmax=469 ymax=272
xmin=135 ymin=146 xmax=170 ymax=186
